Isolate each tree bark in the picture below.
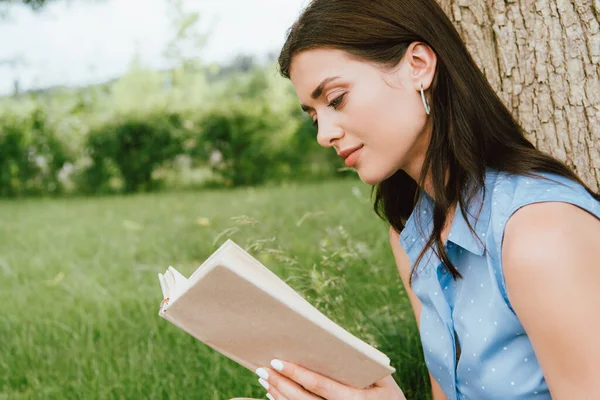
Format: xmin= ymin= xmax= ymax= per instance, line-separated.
xmin=438 ymin=0 xmax=600 ymax=191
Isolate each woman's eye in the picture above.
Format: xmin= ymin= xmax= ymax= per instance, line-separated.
xmin=327 ymin=93 xmax=346 ymax=110
xmin=310 ymin=93 xmax=346 ymax=128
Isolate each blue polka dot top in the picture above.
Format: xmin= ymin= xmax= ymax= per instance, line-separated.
xmin=399 ymin=168 xmax=600 ymax=399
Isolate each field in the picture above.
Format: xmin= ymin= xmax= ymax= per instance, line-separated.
xmin=0 ymin=179 xmax=431 ymax=399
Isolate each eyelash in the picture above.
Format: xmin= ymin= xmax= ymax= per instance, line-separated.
xmin=312 ymin=93 xmax=346 ymax=127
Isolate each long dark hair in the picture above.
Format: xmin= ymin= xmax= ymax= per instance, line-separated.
xmin=277 ymin=0 xmax=600 ymax=284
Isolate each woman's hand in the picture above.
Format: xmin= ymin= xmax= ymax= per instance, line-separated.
xmin=231 ymin=359 xmax=406 ymax=400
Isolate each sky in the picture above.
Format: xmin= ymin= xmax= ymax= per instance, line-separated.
xmin=0 ymin=0 xmax=309 ymax=95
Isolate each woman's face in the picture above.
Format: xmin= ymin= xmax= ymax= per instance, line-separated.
xmin=289 ymin=46 xmax=434 ymax=185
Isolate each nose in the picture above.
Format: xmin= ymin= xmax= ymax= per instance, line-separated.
xmin=316 ymin=118 xmax=344 ymax=148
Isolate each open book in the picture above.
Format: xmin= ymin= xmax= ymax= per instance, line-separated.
xmin=157 ymin=239 xmax=395 ymax=389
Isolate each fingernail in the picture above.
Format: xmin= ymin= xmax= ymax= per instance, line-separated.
xmin=256 ymin=367 xmax=269 ymax=380
xmin=266 ymin=394 xmax=275 ymax=400
xmin=270 ymin=359 xmax=284 ymax=371
xmin=258 ymin=378 xmax=269 ymax=390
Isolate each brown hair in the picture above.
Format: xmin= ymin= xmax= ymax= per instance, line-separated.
xmin=278 ymin=0 xmax=600 ymax=283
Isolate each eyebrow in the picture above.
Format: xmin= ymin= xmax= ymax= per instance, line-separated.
xmin=300 ymin=76 xmax=341 ymax=112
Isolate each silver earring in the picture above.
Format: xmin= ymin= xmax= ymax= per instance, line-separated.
xmin=420 ymin=83 xmax=431 ymax=115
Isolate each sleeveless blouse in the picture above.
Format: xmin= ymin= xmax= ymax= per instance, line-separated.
xmin=399 ymin=168 xmax=600 ymax=399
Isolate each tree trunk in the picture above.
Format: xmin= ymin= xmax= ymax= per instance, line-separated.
xmin=438 ymin=0 xmax=600 ymax=191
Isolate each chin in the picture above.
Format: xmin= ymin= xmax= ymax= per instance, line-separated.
xmin=357 ymin=164 xmax=400 ymax=186
xmin=357 ymin=169 xmax=386 ymax=186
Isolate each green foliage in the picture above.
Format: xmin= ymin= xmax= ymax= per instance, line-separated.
xmin=0 ymin=107 xmax=72 ymax=196
xmin=109 ymin=61 xmax=167 ymax=114
xmin=0 ymin=59 xmax=344 ymax=197
xmin=82 ymin=113 xmax=187 ymax=193
xmin=198 ymin=103 xmax=284 ymax=186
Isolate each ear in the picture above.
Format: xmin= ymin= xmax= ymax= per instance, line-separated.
xmin=405 ymin=41 xmax=437 ymax=91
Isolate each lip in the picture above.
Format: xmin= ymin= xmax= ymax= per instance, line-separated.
xmin=337 ymin=145 xmax=364 ymax=160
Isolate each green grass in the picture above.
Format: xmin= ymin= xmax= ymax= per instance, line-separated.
xmin=0 ymin=179 xmax=431 ymax=399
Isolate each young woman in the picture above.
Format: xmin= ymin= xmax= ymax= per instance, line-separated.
xmin=235 ymin=0 xmax=600 ymax=399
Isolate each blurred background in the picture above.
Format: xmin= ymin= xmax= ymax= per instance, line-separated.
xmin=0 ymin=0 xmax=351 ymax=197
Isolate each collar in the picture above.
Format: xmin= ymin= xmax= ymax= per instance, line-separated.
xmin=446 ymin=188 xmax=492 ymax=256
xmin=417 ymin=170 xmax=497 ymax=256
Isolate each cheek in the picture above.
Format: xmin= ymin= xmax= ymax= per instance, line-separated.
xmin=353 ymin=86 xmax=425 ymax=143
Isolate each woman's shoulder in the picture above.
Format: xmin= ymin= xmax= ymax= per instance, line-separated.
xmin=484 ymin=168 xmax=600 ymax=261
xmin=484 ymin=168 xmax=600 ymax=312
xmin=486 ymin=168 xmax=600 ymax=223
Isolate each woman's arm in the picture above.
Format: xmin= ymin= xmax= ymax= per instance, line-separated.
xmin=503 ymin=202 xmax=600 ymax=399
xmin=390 ymin=227 xmax=448 ymax=400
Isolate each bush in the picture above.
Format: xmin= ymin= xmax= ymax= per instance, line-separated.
xmin=0 ymin=63 xmax=355 ymax=197
xmin=0 ymin=108 xmax=72 ymax=197
xmin=82 ymin=113 xmax=187 ymax=193
xmin=197 ymin=103 xmax=285 ymax=187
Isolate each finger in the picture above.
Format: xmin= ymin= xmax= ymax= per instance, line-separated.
xmin=260 ymin=368 xmax=322 ymax=400
xmin=364 ymin=375 xmax=406 ymax=400
xmin=266 ymin=384 xmax=287 ymax=400
xmin=372 ymin=375 xmax=399 ymax=389
xmin=269 ymin=359 xmax=357 ymax=400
